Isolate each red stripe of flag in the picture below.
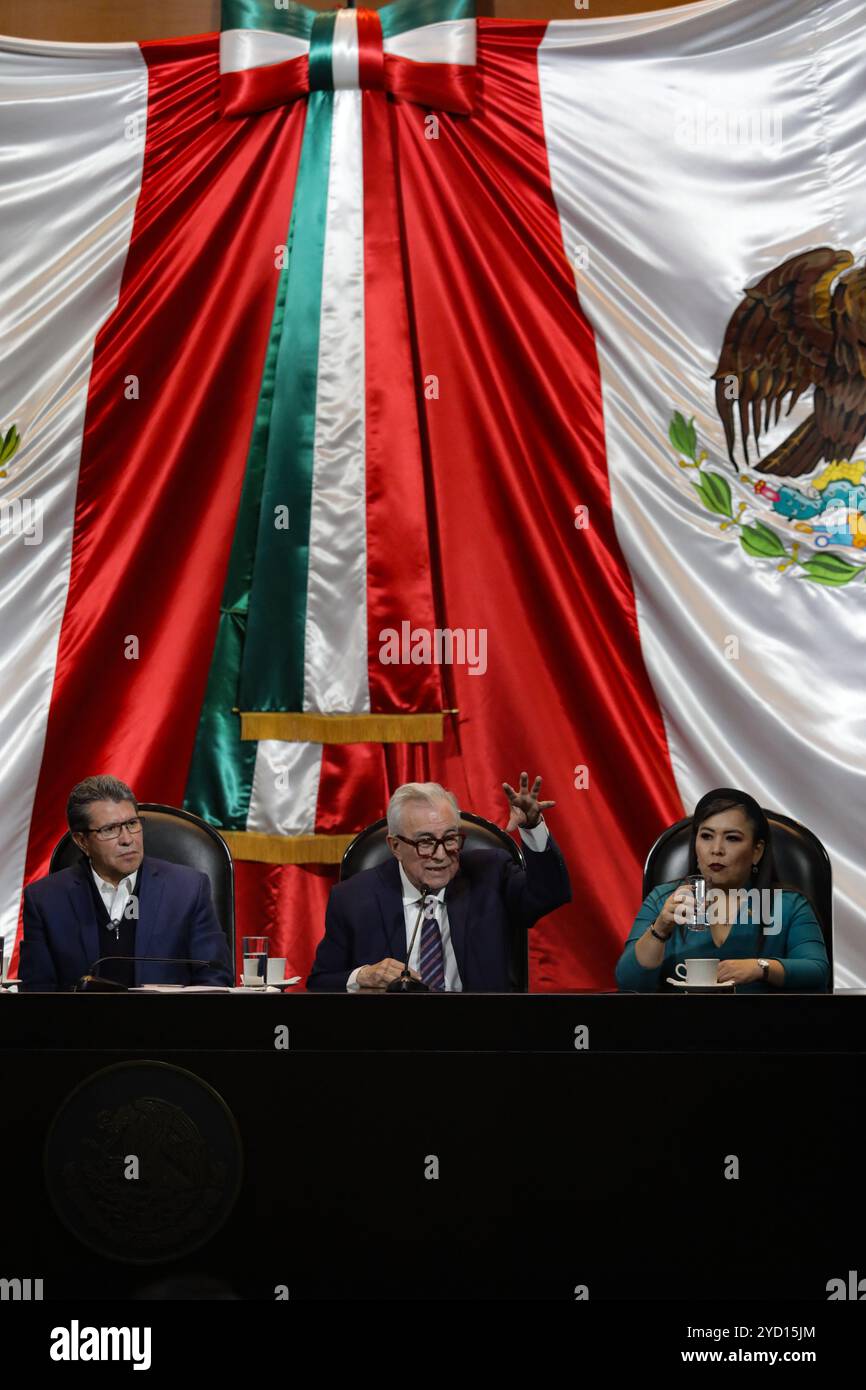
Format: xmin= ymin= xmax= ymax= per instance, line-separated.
xmin=220 ymin=53 xmax=310 ymax=118
xmin=378 ymin=19 xmax=683 ymax=988
xmin=357 ymin=8 xmax=385 ymax=92
xmin=362 ymin=89 xmax=443 ymax=715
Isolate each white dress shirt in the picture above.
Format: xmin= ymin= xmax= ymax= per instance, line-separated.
xmin=92 ymin=868 xmax=137 ymax=933
xmin=346 ymin=819 xmax=550 ymax=991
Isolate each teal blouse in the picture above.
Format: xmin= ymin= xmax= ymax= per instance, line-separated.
xmin=616 ymin=880 xmax=830 ymax=993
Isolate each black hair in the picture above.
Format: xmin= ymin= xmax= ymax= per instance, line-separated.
xmin=67 ymin=775 xmax=138 ymax=832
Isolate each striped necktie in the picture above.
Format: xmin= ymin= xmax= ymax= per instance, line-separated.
xmin=418 ymin=897 xmax=446 ymax=992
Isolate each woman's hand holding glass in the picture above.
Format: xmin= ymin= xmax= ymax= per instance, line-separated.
xmin=652 ymin=883 xmax=697 ymax=939
xmin=634 ymin=884 xmax=694 ymax=969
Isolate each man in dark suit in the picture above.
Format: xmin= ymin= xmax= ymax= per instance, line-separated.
xmin=307 ymin=773 xmax=571 ymax=992
xmin=20 ymin=775 xmax=233 ymax=991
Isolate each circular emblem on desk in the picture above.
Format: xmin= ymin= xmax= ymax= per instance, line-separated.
xmin=44 ymin=1061 xmax=243 ymax=1264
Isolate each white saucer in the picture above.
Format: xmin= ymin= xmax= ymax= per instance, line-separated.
xmin=666 ymin=977 xmax=734 ymax=991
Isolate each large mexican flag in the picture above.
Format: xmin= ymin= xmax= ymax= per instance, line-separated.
xmin=1 ymin=0 xmax=864 ymax=988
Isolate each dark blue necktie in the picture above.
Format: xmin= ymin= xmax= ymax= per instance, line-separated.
xmin=418 ymin=898 xmax=446 ymax=991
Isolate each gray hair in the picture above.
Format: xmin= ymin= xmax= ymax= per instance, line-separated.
xmin=386 ymin=782 xmax=460 ymax=836
xmin=67 ymin=775 xmax=138 ymax=832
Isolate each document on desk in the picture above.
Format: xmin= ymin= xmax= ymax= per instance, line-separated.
xmin=129 ymin=984 xmax=233 ymax=993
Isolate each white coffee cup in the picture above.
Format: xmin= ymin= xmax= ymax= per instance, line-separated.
xmin=675 ymin=958 xmax=720 ymax=986
xmin=266 ymin=957 xmax=287 ymax=985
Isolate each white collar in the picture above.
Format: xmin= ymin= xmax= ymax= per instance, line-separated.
xmin=91 ymin=867 xmax=135 ymax=896
xmin=398 ymin=861 xmax=447 ymax=906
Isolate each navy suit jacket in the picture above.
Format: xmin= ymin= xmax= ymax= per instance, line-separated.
xmin=307 ymin=836 xmax=571 ymax=992
xmin=20 ymin=855 xmax=233 ymax=991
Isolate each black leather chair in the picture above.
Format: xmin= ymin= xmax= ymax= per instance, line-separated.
xmin=49 ymin=803 xmax=235 ymax=962
xmin=643 ymin=810 xmax=832 ymax=979
xmin=341 ymin=811 xmax=529 ymax=992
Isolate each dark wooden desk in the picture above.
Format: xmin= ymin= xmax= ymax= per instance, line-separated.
xmin=0 ymin=993 xmax=862 ymax=1300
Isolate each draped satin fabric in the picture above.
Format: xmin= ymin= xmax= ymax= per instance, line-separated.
xmin=222 ymin=52 xmax=476 ymax=118
xmin=11 ymin=22 xmax=683 ymax=989
xmin=221 ymin=53 xmax=310 ymax=116
xmin=0 ymin=34 xmax=148 ymax=964
xmin=219 ymin=3 xmax=477 ymax=119
xmin=16 ymin=35 xmax=308 ymax=892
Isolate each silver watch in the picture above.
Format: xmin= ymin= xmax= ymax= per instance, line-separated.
xmin=757 ymin=957 xmax=770 ymax=982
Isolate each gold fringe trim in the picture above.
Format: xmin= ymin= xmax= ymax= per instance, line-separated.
xmin=240 ymin=711 xmax=445 ymax=743
xmin=220 ymin=831 xmax=355 ymax=865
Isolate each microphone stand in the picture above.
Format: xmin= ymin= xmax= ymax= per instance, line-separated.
xmin=386 ymin=893 xmax=431 ymax=993
xmin=75 ymin=957 xmax=220 ymax=993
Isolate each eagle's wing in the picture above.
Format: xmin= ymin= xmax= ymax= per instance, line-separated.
xmin=712 ymin=247 xmax=854 ymax=465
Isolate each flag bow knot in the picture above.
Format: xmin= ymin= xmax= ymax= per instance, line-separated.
xmin=220 ymin=0 xmax=477 ymax=116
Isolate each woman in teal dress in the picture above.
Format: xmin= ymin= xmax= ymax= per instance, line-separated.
xmin=616 ymin=788 xmax=830 ymax=993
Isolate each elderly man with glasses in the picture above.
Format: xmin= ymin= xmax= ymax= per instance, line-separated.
xmin=19 ymin=775 xmax=232 ymax=991
xmin=307 ymin=775 xmax=571 ymax=992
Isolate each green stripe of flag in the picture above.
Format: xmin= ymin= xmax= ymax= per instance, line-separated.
xmin=309 ymin=13 xmax=337 ymax=92
xmin=183 ymin=609 xmax=258 ymax=830
xmin=239 ymin=90 xmax=334 ymax=714
xmin=183 ymin=105 xmax=326 ymax=829
xmin=220 ymin=0 xmax=475 ymax=44
xmin=221 ymin=0 xmax=314 ymax=40
xmin=379 ymin=0 xmax=475 ymax=40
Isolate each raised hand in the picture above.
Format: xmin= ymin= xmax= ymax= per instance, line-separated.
xmin=502 ymin=771 xmax=555 ymax=831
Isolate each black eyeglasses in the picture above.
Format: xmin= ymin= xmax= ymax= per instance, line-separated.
xmin=392 ymin=832 xmax=465 ymax=858
xmin=83 ymin=817 xmax=143 ymax=842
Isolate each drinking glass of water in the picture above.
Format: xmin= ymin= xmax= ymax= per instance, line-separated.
xmin=241 ymin=936 xmax=269 ymax=988
xmin=681 ymin=874 xmax=709 ymax=930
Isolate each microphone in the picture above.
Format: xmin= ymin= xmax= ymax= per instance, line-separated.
xmin=386 ymin=892 xmax=432 ymax=993
xmin=75 ymin=956 xmax=224 ymax=993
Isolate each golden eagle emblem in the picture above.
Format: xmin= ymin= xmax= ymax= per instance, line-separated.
xmin=713 ymin=247 xmax=866 ymax=477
